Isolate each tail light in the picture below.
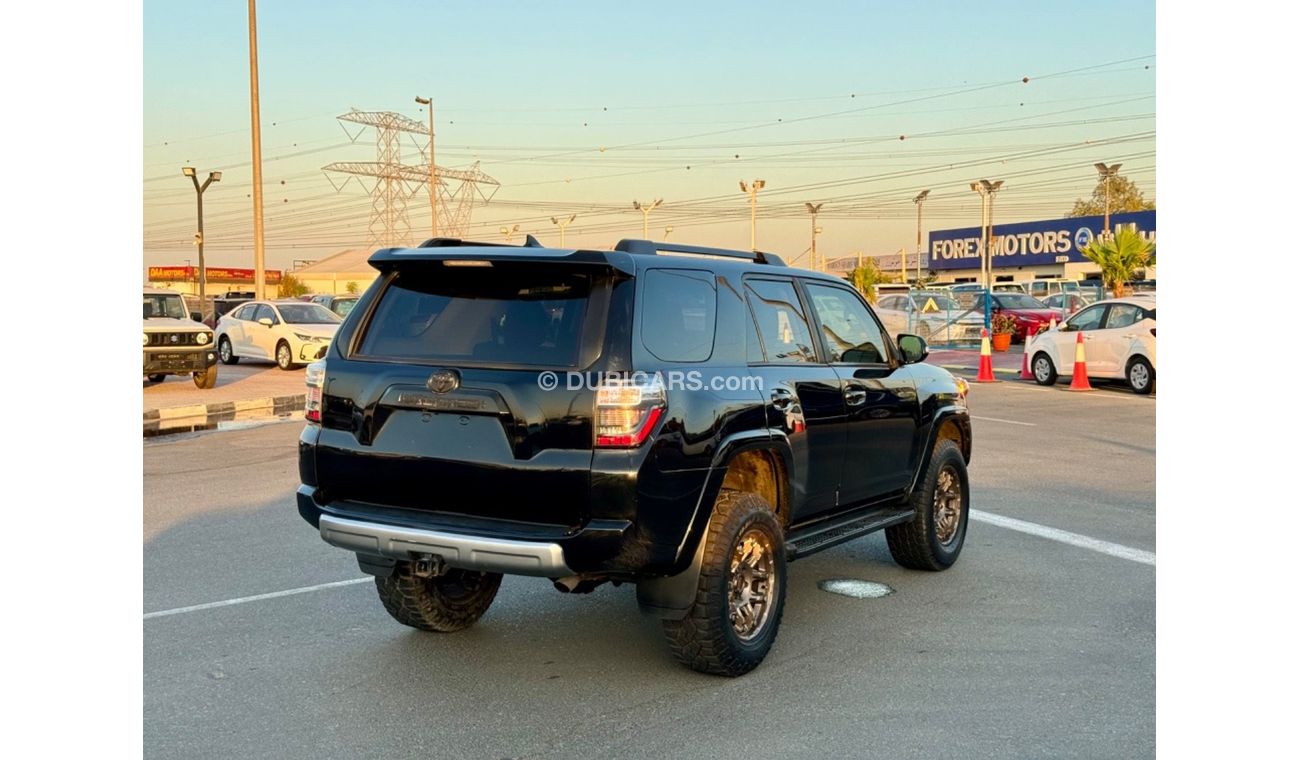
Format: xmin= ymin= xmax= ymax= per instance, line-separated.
xmin=305 ymin=360 xmax=326 ymax=423
xmin=595 ymin=373 xmax=666 ymax=448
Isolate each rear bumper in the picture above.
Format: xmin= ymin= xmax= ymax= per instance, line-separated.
xmin=296 ymin=485 xmax=634 ymax=576
xmin=319 ymin=514 xmax=574 ymax=576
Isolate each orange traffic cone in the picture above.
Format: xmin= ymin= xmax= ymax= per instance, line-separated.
xmin=976 ymin=328 xmax=997 ymax=383
xmin=1068 ymin=331 xmax=1093 ymax=391
xmin=1049 ymin=316 xmax=1058 ymax=331
xmin=1019 ymin=328 xmax=1035 ymax=380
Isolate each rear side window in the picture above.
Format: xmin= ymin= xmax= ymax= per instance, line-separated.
xmin=744 ymin=279 xmax=817 ymax=364
xmin=1104 ymin=303 xmax=1143 ymax=329
xmin=357 ymin=266 xmax=600 ymax=367
xmin=640 ymin=269 xmax=716 ymax=362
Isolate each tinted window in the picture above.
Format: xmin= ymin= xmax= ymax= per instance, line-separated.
xmin=232 ymin=304 xmax=254 ymax=321
xmin=1068 ymin=304 xmax=1107 ymax=331
xmin=640 ymin=269 xmax=716 ymax=362
xmin=358 ymin=267 xmax=597 ymax=367
xmin=1105 ymin=303 xmax=1143 ymax=329
xmin=744 ymin=279 xmax=817 ymax=364
xmin=993 ymin=294 xmax=1049 ymax=309
xmin=254 ymin=304 xmax=277 ymax=324
xmin=806 ymin=283 xmax=889 ymax=365
xmin=334 ymin=298 xmax=358 ymax=318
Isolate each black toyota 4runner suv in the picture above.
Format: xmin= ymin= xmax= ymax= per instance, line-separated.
xmin=297 ymin=237 xmax=972 ymax=676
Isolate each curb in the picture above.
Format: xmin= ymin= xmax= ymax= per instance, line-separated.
xmin=144 ymin=394 xmax=306 ymax=424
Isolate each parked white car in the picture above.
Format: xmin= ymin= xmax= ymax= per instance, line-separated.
xmin=875 ymin=292 xmax=984 ymax=341
xmin=1027 ymin=296 xmax=1156 ymax=394
xmin=216 ymin=300 xmax=341 ymax=370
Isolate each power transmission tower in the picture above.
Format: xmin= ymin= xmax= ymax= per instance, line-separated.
xmin=323 ymin=108 xmax=500 ymax=249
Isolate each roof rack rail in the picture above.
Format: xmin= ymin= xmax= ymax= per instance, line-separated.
xmin=613 ymin=239 xmax=786 ymax=266
xmin=418 ymin=235 xmax=545 ymax=249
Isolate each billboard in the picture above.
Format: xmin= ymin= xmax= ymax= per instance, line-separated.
xmin=928 ymin=210 xmax=1155 ymax=271
xmin=148 ymin=266 xmax=283 ymax=284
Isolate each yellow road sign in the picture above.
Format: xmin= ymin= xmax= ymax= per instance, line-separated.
xmin=922 ymin=297 xmax=940 ymax=313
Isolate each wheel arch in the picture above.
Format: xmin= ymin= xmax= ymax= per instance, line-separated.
xmin=636 ymin=430 xmax=792 ymax=620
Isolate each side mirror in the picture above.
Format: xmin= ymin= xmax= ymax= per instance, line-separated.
xmin=1059 ymin=322 xmax=1076 ymax=332
xmin=190 ymin=311 xmax=203 ymax=322
xmin=896 ymin=333 xmax=928 ymax=364
xmin=258 ymin=317 xmax=274 ymax=327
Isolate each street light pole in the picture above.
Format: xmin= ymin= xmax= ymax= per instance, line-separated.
xmin=500 ymin=224 xmax=520 ymax=244
xmin=970 ymin=179 xmax=1003 ymax=331
xmin=247 ymin=0 xmax=267 ymax=300
xmin=664 ymin=226 xmax=674 ymax=240
xmin=1094 ymin=162 xmax=1122 ymax=236
xmin=416 ymin=96 xmax=437 ymax=239
xmin=551 ymin=214 xmax=576 ymax=246
xmin=632 ymin=198 xmax=662 ymax=239
xmin=805 ymin=202 xmax=823 ymax=271
xmin=913 ymin=189 xmax=930 ymax=285
xmin=183 ymin=167 xmax=222 ymax=319
xmin=740 ymin=180 xmax=766 ymax=250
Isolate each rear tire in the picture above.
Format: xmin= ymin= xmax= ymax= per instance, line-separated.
xmin=374 ymin=564 xmax=503 ymax=633
xmin=192 ymin=364 xmax=217 ymax=389
xmin=1127 ymin=356 xmax=1155 ymax=395
xmin=886 ymin=439 xmax=970 ymax=571
xmin=1031 ymin=352 xmax=1057 ymax=386
xmin=147 ymin=374 xmax=166 ymax=383
xmin=218 ymin=337 xmax=239 ymax=365
xmin=662 ymin=489 xmax=787 ymax=677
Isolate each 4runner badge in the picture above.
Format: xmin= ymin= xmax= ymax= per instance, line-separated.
xmin=427 ymin=369 xmax=460 ymax=394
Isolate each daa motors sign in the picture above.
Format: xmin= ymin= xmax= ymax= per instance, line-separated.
xmin=927 ymin=210 xmax=1155 ymax=270
xmin=148 ymin=266 xmax=283 ymax=284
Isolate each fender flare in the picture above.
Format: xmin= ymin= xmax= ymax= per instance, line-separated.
xmin=636 ymin=429 xmax=793 ymax=619
xmin=908 ymin=407 xmax=972 ymax=495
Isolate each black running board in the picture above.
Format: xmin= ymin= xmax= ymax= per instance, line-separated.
xmin=785 ymin=507 xmax=915 ymax=561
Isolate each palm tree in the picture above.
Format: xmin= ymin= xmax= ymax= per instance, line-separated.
xmin=1079 ymin=227 xmax=1155 ymax=297
xmin=850 ymin=257 xmax=895 ymax=304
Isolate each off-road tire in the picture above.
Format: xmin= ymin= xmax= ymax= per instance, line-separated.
xmin=662 ymin=489 xmax=787 ymax=677
xmin=1031 ymin=352 xmax=1058 ymax=386
xmin=276 ymin=340 xmax=295 ymax=371
xmin=1127 ymin=356 xmax=1155 ymax=395
xmin=886 ymin=439 xmax=970 ymax=571
xmin=218 ymin=337 xmax=240 ymax=365
xmin=147 ymin=374 xmax=166 ymax=383
xmin=192 ymin=364 xmax=218 ymax=389
xmin=374 ymin=564 xmax=503 ymax=633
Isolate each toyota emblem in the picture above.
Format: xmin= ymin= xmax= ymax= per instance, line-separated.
xmin=427 ymin=369 xmax=460 ymax=394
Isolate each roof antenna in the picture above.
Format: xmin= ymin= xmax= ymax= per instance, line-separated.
xmin=523 ymin=234 xmax=544 ymax=248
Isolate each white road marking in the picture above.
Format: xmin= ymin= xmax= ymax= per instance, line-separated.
xmin=971 ymin=415 xmax=1036 ymax=426
xmin=144 ymin=514 xmax=1154 ymax=620
xmin=971 ymin=509 xmax=1155 ymax=566
xmin=143 ymin=577 xmax=371 ymax=620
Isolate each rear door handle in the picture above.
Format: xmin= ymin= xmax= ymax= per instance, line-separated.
xmin=844 ymin=387 xmax=867 ymax=407
xmin=770 ymin=388 xmax=795 ymax=410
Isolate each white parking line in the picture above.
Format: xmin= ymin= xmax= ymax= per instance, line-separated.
xmin=143 ymin=577 xmax=370 ymax=620
xmin=971 ymin=509 xmax=1155 ymax=566
xmin=144 ymin=513 xmax=1153 ymax=621
xmin=971 ymin=415 xmax=1036 ymax=426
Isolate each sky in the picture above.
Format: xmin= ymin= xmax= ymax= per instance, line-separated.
xmin=143 ymin=0 xmax=1155 ymax=272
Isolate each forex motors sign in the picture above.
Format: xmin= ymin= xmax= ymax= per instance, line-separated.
xmin=927 ymin=210 xmax=1155 ymax=270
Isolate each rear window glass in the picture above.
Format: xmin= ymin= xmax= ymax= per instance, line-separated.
xmin=640 ymin=269 xmax=716 ymax=362
xmin=357 ymin=267 xmax=598 ymax=367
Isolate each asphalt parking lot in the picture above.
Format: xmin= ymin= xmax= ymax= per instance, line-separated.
xmin=143 ymin=379 xmax=1154 ymax=759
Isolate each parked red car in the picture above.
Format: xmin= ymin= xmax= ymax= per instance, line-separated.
xmin=980 ymin=293 xmax=1061 ymax=342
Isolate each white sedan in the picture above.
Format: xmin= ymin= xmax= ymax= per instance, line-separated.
xmin=216 ymin=300 xmax=341 ymax=370
xmin=1026 ymin=296 xmax=1156 ymax=394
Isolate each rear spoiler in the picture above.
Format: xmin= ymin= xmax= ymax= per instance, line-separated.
xmin=367 ymin=240 xmax=636 ymax=276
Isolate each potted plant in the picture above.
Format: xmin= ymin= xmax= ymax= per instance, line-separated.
xmin=990 ymin=312 xmax=1017 ymax=352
